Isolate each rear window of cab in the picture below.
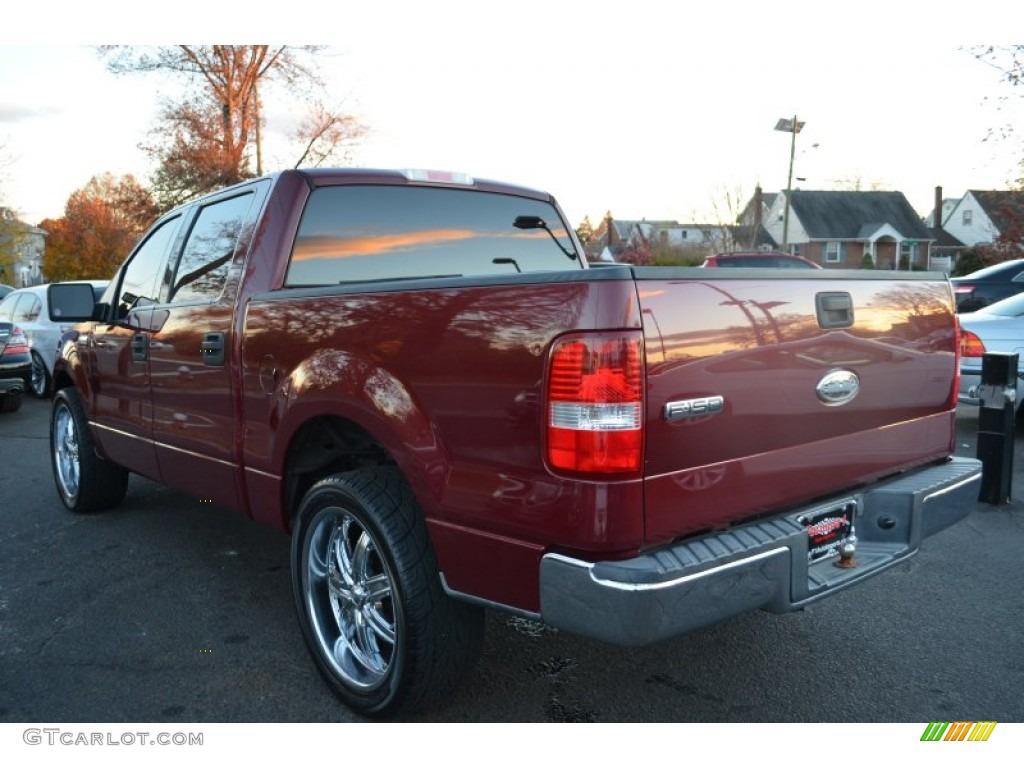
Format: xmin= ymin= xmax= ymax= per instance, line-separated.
xmin=286 ymin=185 xmax=580 ymax=286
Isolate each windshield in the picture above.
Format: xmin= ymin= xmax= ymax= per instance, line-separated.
xmin=978 ymin=292 xmax=1024 ymax=317
xmin=960 ymin=259 xmax=1024 ymax=280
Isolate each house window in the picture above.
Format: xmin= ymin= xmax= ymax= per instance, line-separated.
xmin=963 ymin=209 xmax=973 ymax=226
xmin=825 ymin=241 xmax=843 ymax=263
xmin=789 ymin=244 xmax=801 ymax=256
xmin=681 ymin=230 xmax=687 ymax=239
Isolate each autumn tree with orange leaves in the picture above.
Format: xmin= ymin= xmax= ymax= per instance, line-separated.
xmin=40 ymin=174 xmax=158 ymax=281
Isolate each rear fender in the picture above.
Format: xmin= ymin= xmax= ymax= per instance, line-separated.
xmin=273 ymin=349 xmax=446 ymax=513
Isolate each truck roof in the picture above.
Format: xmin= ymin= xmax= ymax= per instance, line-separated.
xmin=294 ymin=167 xmax=555 ymax=202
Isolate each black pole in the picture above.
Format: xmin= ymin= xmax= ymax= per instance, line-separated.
xmin=976 ymin=352 xmax=1017 ymax=504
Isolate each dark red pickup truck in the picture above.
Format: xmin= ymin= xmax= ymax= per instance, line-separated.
xmin=48 ymin=168 xmax=981 ymax=717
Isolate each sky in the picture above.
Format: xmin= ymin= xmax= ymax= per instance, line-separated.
xmin=2 ymin=4 xmax=1024 ymax=233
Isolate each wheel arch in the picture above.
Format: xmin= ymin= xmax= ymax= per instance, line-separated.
xmin=269 ymin=395 xmax=449 ymax=536
xmin=280 ymin=413 xmax=393 ymax=529
xmin=51 ymin=337 xmax=93 ymax=402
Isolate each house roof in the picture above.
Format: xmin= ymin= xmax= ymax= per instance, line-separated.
xmin=969 ymin=190 xmax=1024 ymax=234
xmin=788 ymin=191 xmax=932 ymax=241
xmin=729 ymin=224 xmax=777 ymax=249
xmin=928 ymin=226 xmax=965 ymax=249
xmin=0 ymin=208 xmax=46 ymax=237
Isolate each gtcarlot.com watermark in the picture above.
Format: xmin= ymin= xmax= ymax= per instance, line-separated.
xmin=23 ymin=728 xmax=203 ymax=747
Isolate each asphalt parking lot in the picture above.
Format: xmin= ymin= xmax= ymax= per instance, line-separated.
xmin=1 ymin=397 xmax=1022 ymax=723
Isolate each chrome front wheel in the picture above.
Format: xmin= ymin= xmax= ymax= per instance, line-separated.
xmin=52 ymin=397 xmax=81 ymax=502
xmin=49 ymin=389 xmax=128 ymax=513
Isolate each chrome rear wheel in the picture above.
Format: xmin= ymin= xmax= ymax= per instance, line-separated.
xmin=306 ymin=505 xmax=397 ymax=691
xmin=30 ymin=351 xmax=50 ymax=398
xmin=292 ymin=468 xmax=483 ymax=717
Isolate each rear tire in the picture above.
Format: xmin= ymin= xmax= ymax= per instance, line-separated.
xmin=51 ymin=388 xmax=129 ymax=512
xmin=30 ymin=351 xmax=51 ymax=398
xmin=291 ymin=467 xmax=483 ymax=717
xmin=0 ymin=391 xmax=21 ymax=413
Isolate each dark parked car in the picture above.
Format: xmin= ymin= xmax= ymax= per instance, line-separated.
xmin=0 ymin=281 xmax=108 ymax=398
xmin=0 ymin=284 xmax=14 ymax=299
xmin=0 ymin=321 xmax=30 ymax=413
xmin=701 ymin=251 xmax=822 ymax=269
xmin=950 ymin=258 xmax=1024 ymax=312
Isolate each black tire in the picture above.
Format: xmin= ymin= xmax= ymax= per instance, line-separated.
xmin=291 ymin=467 xmax=484 ymax=717
xmin=29 ymin=350 xmax=51 ymax=398
xmin=50 ymin=388 xmax=129 ymax=512
xmin=0 ymin=391 xmax=21 ymax=413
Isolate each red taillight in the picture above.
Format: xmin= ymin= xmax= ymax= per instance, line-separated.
xmin=953 ymin=285 xmax=975 ymax=295
xmin=4 ymin=325 xmax=29 ymax=355
xmin=960 ymin=328 xmax=986 ymax=358
xmin=546 ymin=333 xmax=644 ymax=474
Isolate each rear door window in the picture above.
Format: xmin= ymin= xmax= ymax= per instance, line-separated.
xmin=13 ymin=294 xmax=41 ymax=322
xmin=286 ymin=185 xmax=579 ymax=286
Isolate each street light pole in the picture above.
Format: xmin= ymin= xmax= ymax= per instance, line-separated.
xmin=774 ymin=115 xmax=805 ymax=251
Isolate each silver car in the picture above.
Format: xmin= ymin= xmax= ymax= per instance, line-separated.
xmin=0 ymin=281 xmax=107 ymax=398
xmin=958 ymin=291 xmax=1024 ymax=411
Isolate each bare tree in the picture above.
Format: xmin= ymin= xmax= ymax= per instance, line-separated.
xmin=101 ymin=46 xmax=364 ymax=209
xmin=292 ymin=101 xmax=367 ymax=168
xmin=696 ymin=185 xmax=747 ymax=254
xmin=968 ymin=45 xmax=1024 ymax=188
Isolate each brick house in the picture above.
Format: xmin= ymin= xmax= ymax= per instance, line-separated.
xmin=762 ymin=190 xmax=935 ymax=270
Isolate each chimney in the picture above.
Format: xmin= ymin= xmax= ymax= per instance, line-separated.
xmin=934 ymin=186 xmax=943 ymax=228
xmin=604 ymin=211 xmax=616 ymax=246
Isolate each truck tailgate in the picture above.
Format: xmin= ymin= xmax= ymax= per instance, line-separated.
xmin=635 ymin=269 xmax=958 ymax=545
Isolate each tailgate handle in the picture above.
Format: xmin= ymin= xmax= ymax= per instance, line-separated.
xmin=202 ymin=332 xmax=226 ymax=366
xmin=130 ymin=332 xmax=148 ymax=362
xmin=816 ymin=292 xmax=854 ymax=329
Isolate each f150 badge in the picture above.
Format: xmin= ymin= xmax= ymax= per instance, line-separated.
xmin=816 ymin=370 xmax=860 ymax=405
xmin=664 ymin=396 xmax=725 ymax=422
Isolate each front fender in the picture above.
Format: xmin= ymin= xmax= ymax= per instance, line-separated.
xmin=53 ymin=330 xmax=93 ymax=401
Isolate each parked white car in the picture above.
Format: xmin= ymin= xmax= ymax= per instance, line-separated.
xmin=0 ymin=282 xmax=108 ymax=398
xmin=958 ymin=291 xmax=1024 ymax=412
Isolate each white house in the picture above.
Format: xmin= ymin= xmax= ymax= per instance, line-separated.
xmin=0 ymin=208 xmax=46 ymax=286
xmin=943 ymin=190 xmax=1024 ymax=248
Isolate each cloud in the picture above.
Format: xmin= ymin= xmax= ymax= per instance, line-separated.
xmin=0 ymin=104 xmax=59 ymax=123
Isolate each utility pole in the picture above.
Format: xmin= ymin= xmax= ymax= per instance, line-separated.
xmin=774 ymin=115 xmax=805 ymax=251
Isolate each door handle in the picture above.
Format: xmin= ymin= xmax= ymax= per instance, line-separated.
xmin=202 ymin=332 xmax=226 ymax=366
xmin=130 ymin=333 xmax=148 ymax=362
xmin=815 ymin=292 xmax=854 ymax=329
